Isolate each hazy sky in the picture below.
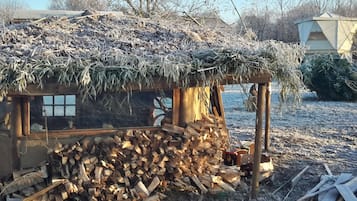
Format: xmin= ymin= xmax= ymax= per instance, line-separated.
xmin=25 ymin=0 xmax=250 ymax=24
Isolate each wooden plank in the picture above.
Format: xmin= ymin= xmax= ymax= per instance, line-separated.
xmin=291 ymin=166 xmax=310 ymax=186
xmin=335 ymin=184 xmax=357 ymax=201
xmin=191 ymin=175 xmax=208 ymax=194
xmin=250 ymin=83 xmax=266 ymax=199
xmin=12 ymin=98 xmax=23 ymax=137
xmin=147 ymin=176 xmax=160 ymax=194
xmin=323 ymin=164 xmax=333 ymax=176
xmin=162 ymin=124 xmax=185 ymax=134
xmin=172 ymin=88 xmax=180 ymax=126
xmin=264 ymin=82 xmax=271 ymax=151
xmin=23 ymin=179 xmax=67 ymax=201
xmin=8 ymin=73 xmax=272 ymax=96
xmin=214 ymin=85 xmax=226 ymax=126
xmin=22 ymin=97 xmax=30 ymax=136
xmin=23 ymin=127 xmax=161 ymax=139
xmin=11 ymin=97 xmax=21 ymax=170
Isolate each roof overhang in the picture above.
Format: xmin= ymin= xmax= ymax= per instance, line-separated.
xmin=8 ymin=72 xmax=272 ymax=96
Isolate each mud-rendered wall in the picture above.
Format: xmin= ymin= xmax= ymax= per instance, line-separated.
xmin=0 ymin=131 xmax=12 ymax=177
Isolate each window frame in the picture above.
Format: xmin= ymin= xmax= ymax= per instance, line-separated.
xmin=42 ymin=95 xmax=76 ymax=117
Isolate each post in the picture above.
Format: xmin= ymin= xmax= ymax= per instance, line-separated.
xmin=250 ymin=83 xmax=266 ymax=199
xmin=172 ymin=88 xmax=180 ymax=126
xmin=179 ymin=87 xmax=209 ymax=126
xmin=265 ymin=82 xmax=271 ymax=151
xmin=11 ymin=97 xmax=22 ymax=170
xmin=12 ymin=98 xmax=23 ymax=137
xmin=22 ymin=97 xmax=31 ymax=136
xmin=213 ymin=85 xmax=226 ymax=125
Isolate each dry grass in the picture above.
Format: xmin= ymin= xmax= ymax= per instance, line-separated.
xmin=0 ymin=11 xmax=304 ymax=103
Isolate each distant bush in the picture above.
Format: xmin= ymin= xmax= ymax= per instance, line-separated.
xmin=301 ymin=55 xmax=357 ymax=101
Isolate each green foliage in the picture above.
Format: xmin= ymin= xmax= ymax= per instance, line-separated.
xmin=301 ymin=55 xmax=357 ymax=101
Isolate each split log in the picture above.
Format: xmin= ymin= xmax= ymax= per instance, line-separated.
xmin=135 ymin=181 xmax=150 ymax=198
xmin=191 ymin=175 xmax=208 ymax=194
xmin=147 ymin=176 xmax=160 ymax=194
xmin=40 ymin=115 xmax=230 ymax=200
xmin=211 ymin=176 xmax=235 ymax=192
xmin=0 ymin=171 xmax=44 ymax=196
xmin=23 ymin=179 xmax=67 ymax=201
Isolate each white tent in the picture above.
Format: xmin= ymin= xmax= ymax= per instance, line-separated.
xmin=295 ymin=12 xmax=357 ymax=60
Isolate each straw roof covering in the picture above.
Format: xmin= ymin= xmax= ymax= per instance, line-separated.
xmin=0 ymin=11 xmax=304 ymax=101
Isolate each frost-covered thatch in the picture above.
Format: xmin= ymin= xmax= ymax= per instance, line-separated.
xmin=0 ymin=11 xmax=304 ymax=101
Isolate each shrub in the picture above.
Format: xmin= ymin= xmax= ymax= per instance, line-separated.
xmin=301 ymin=55 xmax=357 ymax=101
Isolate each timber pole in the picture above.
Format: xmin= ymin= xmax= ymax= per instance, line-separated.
xmin=13 ymin=98 xmax=23 ymax=137
xmin=251 ymin=83 xmax=266 ymax=199
xmin=22 ymin=97 xmax=31 ymax=136
xmin=172 ymin=88 xmax=180 ymax=126
xmin=264 ymin=82 xmax=271 ymax=151
xmin=11 ymin=97 xmax=22 ymax=170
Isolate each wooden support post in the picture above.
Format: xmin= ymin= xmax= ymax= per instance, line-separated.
xmin=179 ymin=87 xmax=209 ymax=126
xmin=11 ymin=97 xmax=22 ymax=171
xmin=172 ymin=88 xmax=180 ymax=126
xmin=251 ymin=83 xmax=266 ymax=199
xmin=214 ymin=85 xmax=226 ymax=125
xmin=22 ymin=97 xmax=31 ymax=136
xmin=12 ymin=98 xmax=23 ymax=137
xmin=264 ymin=82 xmax=271 ymax=151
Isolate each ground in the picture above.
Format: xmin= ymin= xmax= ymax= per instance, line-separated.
xmin=165 ymin=84 xmax=357 ymax=201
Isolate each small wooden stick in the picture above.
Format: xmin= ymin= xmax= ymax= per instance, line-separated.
xmin=182 ymin=11 xmax=202 ymax=26
xmin=291 ymin=166 xmax=310 ymax=186
xmin=323 ymin=163 xmax=333 ymax=176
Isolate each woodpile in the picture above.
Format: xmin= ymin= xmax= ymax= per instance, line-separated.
xmin=1 ymin=114 xmax=240 ymax=200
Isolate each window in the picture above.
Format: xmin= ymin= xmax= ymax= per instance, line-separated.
xmin=308 ymin=32 xmax=326 ymax=40
xmin=42 ymin=95 xmax=76 ymax=117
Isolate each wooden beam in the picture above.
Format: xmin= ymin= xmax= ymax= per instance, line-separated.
xmin=10 ymin=97 xmax=22 ymax=171
xmin=250 ymin=83 xmax=266 ymax=199
xmin=264 ymin=82 xmax=271 ymax=151
xmin=8 ymin=73 xmax=272 ymax=96
xmin=23 ymin=179 xmax=67 ymax=201
xmin=24 ymin=127 xmax=161 ymax=140
xmin=12 ymin=98 xmax=22 ymax=137
xmin=215 ymin=85 xmax=226 ymax=125
xmin=179 ymin=87 xmax=210 ymax=126
xmin=22 ymin=97 xmax=31 ymax=136
xmin=172 ymin=88 xmax=180 ymax=126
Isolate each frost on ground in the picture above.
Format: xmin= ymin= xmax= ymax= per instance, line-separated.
xmin=222 ymin=83 xmax=357 ymax=201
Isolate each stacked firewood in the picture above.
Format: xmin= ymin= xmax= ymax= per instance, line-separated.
xmin=41 ymin=115 xmax=240 ymax=200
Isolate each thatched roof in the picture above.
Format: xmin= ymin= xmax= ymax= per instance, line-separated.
xmin=0 ymin=10 xmax=304 ymax=100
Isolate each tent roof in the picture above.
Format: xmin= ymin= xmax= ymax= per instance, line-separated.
xmin=0 ymin=10 xmax=303 ymax=99
xmin=295 ymin=12 xmax=357 ymax=24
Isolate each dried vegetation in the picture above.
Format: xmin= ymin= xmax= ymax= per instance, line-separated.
xmin=0 ymin=11 xmax=304 ymax=102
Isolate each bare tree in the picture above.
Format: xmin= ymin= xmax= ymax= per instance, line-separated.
xmin=49 ymin=0 xmax=66 ymax=10
xmin=0 ymin=0 xmax=24 ymax=23
xmin=49 ymin=0 xmax=108 ymax=11
xmin=332 ymin=0 xmax=357 ymax=17
xmin=49 ymin=0 xmax=219 ymax=18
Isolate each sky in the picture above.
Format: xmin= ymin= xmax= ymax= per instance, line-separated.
xmin=24 ymin=0 xmax=248 ymax=24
